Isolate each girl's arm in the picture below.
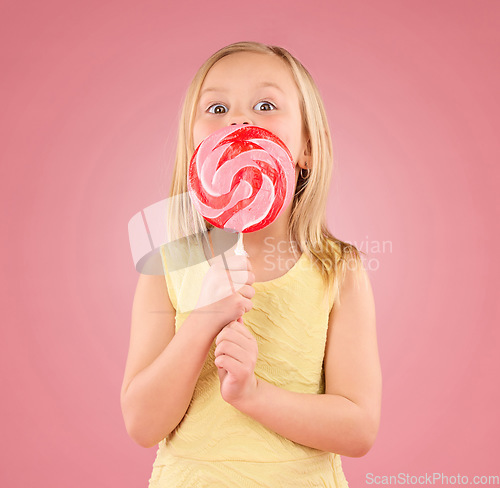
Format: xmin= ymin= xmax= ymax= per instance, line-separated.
xmin=120 ymin=273 xmax=213 ymax=449
xmin=233 ymin=257 xmax=382 ymax=457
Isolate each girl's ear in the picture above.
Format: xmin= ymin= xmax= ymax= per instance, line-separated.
xmin=305 ymin=139 xmax=312 ymax=156
xmin=301 ymin=139 xmax=312 ymax=167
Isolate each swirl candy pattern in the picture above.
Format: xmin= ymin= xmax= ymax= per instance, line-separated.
xmin=187 ymin=125 xmax=296 ymax=233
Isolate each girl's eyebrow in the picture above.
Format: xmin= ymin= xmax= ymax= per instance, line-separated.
xmin=200 ymin=81 xmax=284 ymax=96
xmin=256 ymin=82 xmax=284 ymax=93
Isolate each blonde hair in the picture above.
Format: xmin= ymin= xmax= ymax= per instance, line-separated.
xmin=167 ymin=41 xmax=364 ymax=306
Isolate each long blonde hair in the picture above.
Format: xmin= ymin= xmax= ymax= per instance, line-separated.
xmin=167 ymin=41 xmax=364 ymax=306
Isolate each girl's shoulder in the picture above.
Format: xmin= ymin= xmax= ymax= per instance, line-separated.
xmin=308 ymin=235 xmax=365 ymax=309
xmin=323 ymin=235 xmax=363 ymax=264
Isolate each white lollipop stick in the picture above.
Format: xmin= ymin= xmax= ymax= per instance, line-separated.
xmin=234 ymin=232 xmax=248 ymax=257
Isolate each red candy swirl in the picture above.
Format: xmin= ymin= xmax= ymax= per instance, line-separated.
xmin=187 ymin=125 xmax=296 ymax=233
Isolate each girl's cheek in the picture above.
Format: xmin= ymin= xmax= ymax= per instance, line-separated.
xmin=193 ymin=120 xmax=213 ymax=147
xmin=196 ymin=118 xmax=221 ymax=134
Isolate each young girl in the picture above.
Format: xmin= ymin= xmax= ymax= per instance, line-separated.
xmin=121 ymin=41 xmax=382 ymax=487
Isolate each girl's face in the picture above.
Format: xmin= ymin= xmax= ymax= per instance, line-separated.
xmin=193 ymin=51 xmax=308 ymax=181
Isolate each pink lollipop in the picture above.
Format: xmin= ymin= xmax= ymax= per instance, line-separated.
xmin=187 ymin=125 xmax=295 ymax=255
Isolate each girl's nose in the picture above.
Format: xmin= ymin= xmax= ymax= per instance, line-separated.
xmin=229 ymin=112 xmax=253 ymax=126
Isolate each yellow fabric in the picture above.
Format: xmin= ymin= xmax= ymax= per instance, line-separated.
xmin=150 ymin=235 xmax=349 ymax=487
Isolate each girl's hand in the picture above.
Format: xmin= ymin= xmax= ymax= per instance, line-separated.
xmin=214 ymin=320 xmax=259 ymax=407
xmin=195 ymin=254 xmax=255 ymax=338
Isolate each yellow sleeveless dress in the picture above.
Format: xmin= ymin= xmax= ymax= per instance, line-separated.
xmin=149 ymin=233 xmax=349 ymax=488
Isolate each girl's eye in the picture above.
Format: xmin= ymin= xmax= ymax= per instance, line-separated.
xmin=254 ymin=101 xmax=276 ymax=111
xmin=207 ymin=104 xmax=228 ymax=114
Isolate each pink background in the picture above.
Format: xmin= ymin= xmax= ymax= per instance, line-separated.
xmin=1 ymin=1 xmax=499 ymax=486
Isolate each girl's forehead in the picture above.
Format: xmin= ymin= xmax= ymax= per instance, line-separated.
xmin=202 ymin=52 xmax=296 ymax=91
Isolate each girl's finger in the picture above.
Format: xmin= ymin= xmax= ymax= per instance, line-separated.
xmin=214 ymin=339 xmax=250 ymax=362
xmin=215 ymin=354 xmax=246 ymax=377
xmin=228 ymin=321 xmax=256 ymax=341
xmin=220 ymin=254 xmax=251 ymax=271
xmin=226 ymin=270 xmax=252 ymax=285
xmin=216 ymin=324 xmax=253 ymax=346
